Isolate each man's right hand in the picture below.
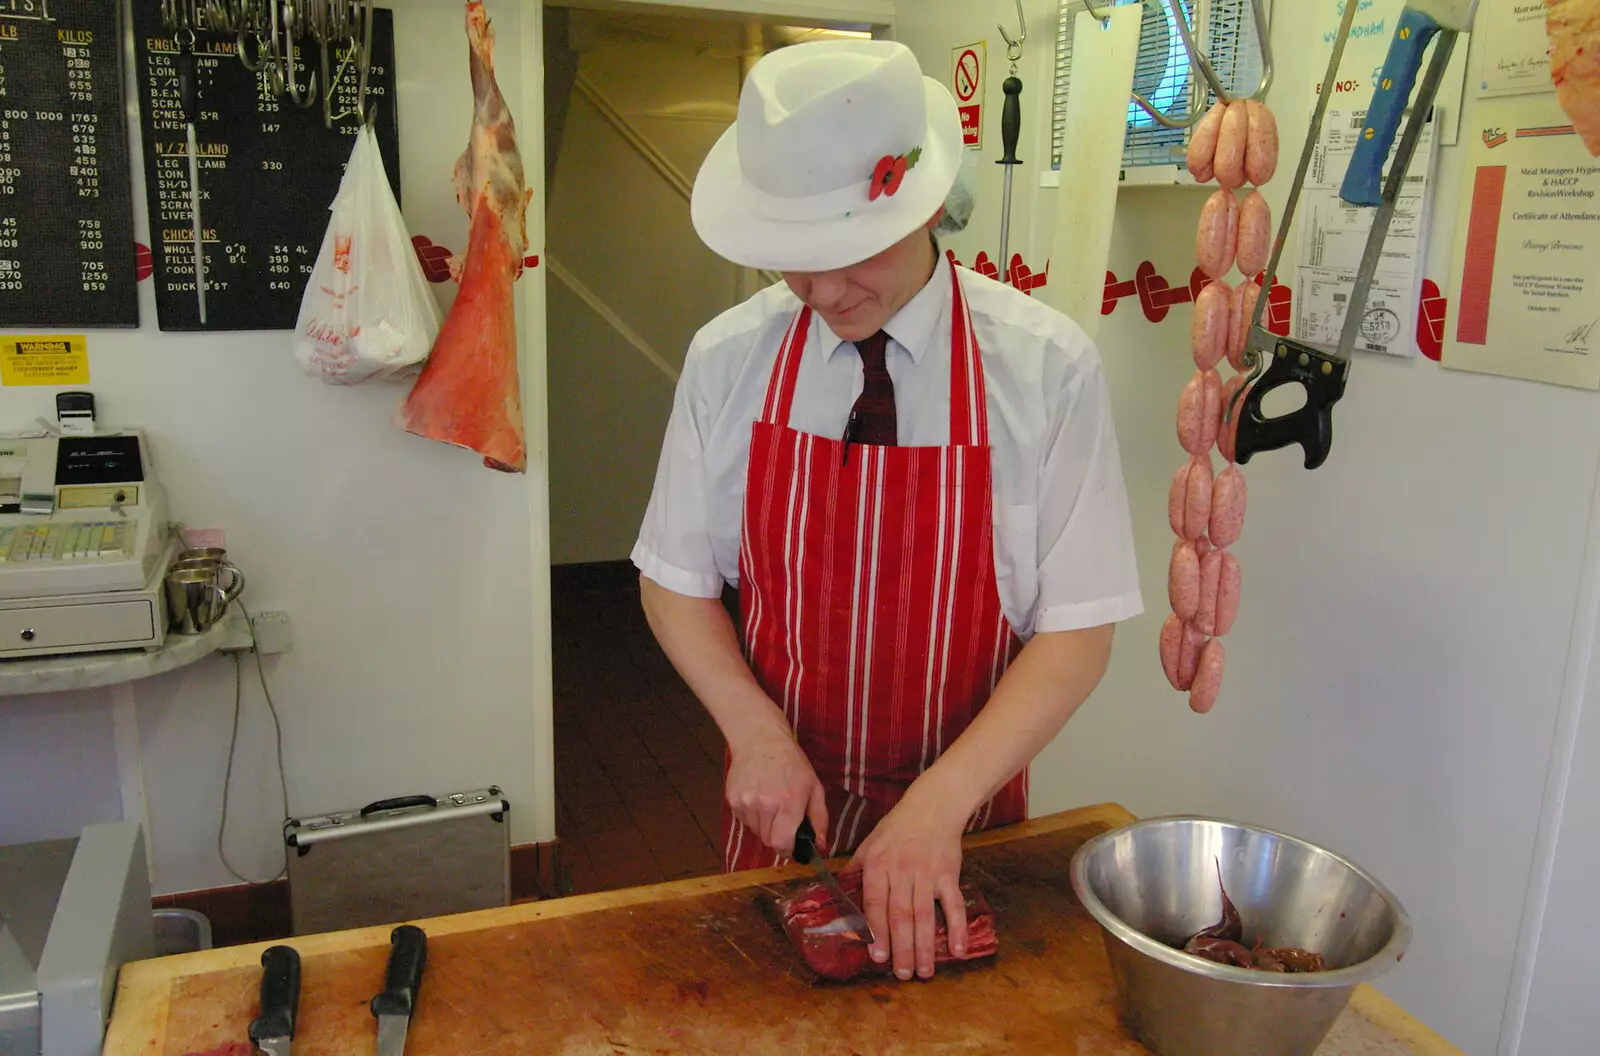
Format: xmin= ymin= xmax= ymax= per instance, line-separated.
xmin=726 ymin=721 xmax=828 ymax=859
xmin=637 ymin=576 xmax=828 ymax=859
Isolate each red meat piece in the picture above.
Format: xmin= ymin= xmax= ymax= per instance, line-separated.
xmin=775 ymin=869 xmax=998 ymax=981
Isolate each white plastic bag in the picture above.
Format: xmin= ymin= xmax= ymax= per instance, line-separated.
xmin=294 ymin=125 xmax=442 ymax=385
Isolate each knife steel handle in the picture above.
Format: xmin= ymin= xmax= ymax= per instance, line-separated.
xmin=248 ymin=945 xmax=300 ymax=1044
xmin=1341 ymin=8 xmax=1441 ymax=206
xmin=998 ymin=76 xmax=1022 ymax=166
xmin=370 ymin=925 xmax=427 ymax=1019
xmin=793 ymin=818 xmax=819 ymax=865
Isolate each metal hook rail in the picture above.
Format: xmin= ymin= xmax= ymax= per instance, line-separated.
xmin=159 ymin=0 xmax=374 ymax=125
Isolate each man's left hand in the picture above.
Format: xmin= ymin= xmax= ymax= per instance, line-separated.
xmin=845 ymin=794 xmax=968 ymax=981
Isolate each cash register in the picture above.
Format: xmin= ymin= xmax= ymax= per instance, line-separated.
xmin=0 ymin=397 xmax=177 ymax=660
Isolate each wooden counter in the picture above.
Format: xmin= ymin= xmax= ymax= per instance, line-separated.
xmin=104 ymin=803 xmax=1461 ymax=1056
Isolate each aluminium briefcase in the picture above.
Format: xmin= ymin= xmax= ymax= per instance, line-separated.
xmin=284 ymin=787 xmax=510 ymax=935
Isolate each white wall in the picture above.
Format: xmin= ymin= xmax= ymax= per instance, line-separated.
xmin=894 ymin=2 xmax=1597 ymax=1055
xmin=0 ymin=0 xmax=552 ymax=894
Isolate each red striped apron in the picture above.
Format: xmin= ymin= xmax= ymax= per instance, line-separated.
xmin=722 ymin=260 xmax=1027 ymax=872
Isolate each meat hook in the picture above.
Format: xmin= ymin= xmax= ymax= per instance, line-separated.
xmin=1173 ymin=0 xmax=1275 ymax=105
xmin=1080 ymin=0 xmax=1206 ymax=130
xmin=280 ymin=0 xmax=320 ymax=109
xmin=998 ymin=0 xmax=1025 ymax=70
xmin=1084 ymin=0 xmax=1273 ymax=128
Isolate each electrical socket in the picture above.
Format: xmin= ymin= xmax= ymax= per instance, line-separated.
xmin=250 ymin=611 xmax=293 ymax=655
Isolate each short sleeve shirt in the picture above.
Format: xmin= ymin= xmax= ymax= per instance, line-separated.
xmin=631 ymin=265 xmax=1144 ymax=639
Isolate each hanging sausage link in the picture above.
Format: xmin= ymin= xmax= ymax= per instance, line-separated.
xmin=1161 ymin=91 xmax=1278 ymax=713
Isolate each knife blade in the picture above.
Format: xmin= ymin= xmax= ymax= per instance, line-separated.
xmin=1341 ymin=0 xmax=1480 ymax=205
xmin=793 ymin=818 xmax=875 ymax=945
xmin=370 ymin=925 xmax=427 ymax=1056
xmin=247 ymin=945 xmax=300 ymax=1056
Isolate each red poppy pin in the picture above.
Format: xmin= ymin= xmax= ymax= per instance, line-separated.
xmin=869 ymin=146 xmax=922 ymax=201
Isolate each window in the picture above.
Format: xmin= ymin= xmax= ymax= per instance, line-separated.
xmin=1051 ymin=0 xmax=1267 ymax=172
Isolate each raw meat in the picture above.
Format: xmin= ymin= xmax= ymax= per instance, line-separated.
xmin=774 ymin=869 xmax=997 ymax=981
xmin=1176 ymin=863 xmax=1328 ymax=972
xmin=1189 ymin=638 xmax=1225 ymax=714
xmin=395 ymin=0 xmax=532 ymax=472
xmin=1185 ymin=101 xmax=1226 ymax=182
xmin=1547 ymin=0 xmax=1600 ymax=156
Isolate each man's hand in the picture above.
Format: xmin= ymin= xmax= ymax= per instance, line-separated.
xmin=638 ymin=577 xmax=834 ymax=859
xmin=846 ymin=790 xmax=969 ymax=981
xmin=726 ymin=721 xmax=829 ymax=858
xmin=843 ymin=625 xmax=1118 ymax=981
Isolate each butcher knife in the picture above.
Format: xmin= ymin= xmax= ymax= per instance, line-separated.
xmin=1341 ymin=0 xmax=1480 ymax=205
xmin=793 ymin=818 xmax=875 ymax=944
xmin=370 ymin=925 xmax=427 ymax=1056
xmin=247 ymin=945 xmax=300 ymax=1056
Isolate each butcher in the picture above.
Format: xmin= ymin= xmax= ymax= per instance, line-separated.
xmin=631 ymin=38 xmax=1143 ymax=981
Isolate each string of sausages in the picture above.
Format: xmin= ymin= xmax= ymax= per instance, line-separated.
xmin=1161 ymin=97 xmax=1279 ymax=714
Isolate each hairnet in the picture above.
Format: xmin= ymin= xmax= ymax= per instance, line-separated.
xmin=933 ymin=149 xmax=981 ymax=236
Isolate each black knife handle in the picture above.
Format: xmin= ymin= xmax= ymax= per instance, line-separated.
xmin=248 ymin=945 xmax=300 ymax=1043
xmin=793 ymin=818 xmax=818 ymax=865
xmin=998 ymin=76 xmax=1023 ymax=166
xmin=370 ymin=925 xmax=427 ymax=1019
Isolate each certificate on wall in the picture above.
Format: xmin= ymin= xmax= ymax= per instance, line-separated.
xmin=1442 ymin=96 xmax=1600 ymax=389
xmin=1477 ymin=0 xmax=1555 ymax=98
xmin=1294 ymin=108 xmax=1439 ymax=357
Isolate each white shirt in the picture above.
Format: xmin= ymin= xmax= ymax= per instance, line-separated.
xmin=631 ymin=264 xmax=1144 ymax=639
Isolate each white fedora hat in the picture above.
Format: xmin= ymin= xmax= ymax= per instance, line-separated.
xmin=690 ymin=39 xmax=962 ymax=274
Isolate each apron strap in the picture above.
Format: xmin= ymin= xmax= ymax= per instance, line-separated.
xmin=759 ymin=305 xmax=812 ymax=426
xmin=947 ymin=261 xmax=988 ymax=448
xmin=758 ymin=259 xmax=988 ymax=445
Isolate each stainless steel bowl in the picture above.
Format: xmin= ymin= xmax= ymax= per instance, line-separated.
xmin=1069 ymin=816 xmax=1411 ymax=1056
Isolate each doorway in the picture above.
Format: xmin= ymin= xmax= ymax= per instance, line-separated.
xmin=541 ymin=3 xmax=878 ymax=895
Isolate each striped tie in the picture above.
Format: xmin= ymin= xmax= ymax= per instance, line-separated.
xmin=847 ymin=330 xmax=897 ymax=447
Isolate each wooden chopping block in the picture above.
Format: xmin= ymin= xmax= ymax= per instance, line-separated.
xmin=108 ymin=804 xmax=1461 ymax=1056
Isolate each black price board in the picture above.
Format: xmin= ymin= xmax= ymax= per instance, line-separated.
xmin=130 ymin=1 xmax=400 ymax=331
xmin=0 ymin=0 xmax=140 ymax=328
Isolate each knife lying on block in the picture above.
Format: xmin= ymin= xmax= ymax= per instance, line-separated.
xmin=793 ymin=818 xmax=875 ymax=944
xmin=247 ymin=945 xmax=300 ymax=1056
xmin=370 ymin=925 xmax=427 ymax=1056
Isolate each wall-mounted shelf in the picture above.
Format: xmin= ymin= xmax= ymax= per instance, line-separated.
xmin=0 ymin=621 xmax=231 ymax=698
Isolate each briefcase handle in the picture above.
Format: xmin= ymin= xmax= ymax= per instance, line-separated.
xmin=359 ymin=795 xmax=438 ymax=818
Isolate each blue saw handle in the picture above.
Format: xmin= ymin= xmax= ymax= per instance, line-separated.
xmin=1340 ymin=7 xmax=1441 ymax=206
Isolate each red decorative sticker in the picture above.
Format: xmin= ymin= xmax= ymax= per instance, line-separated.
xmin=412 ymin=235 xmax=453 ymax=284
xmin=1417 ymin=278 xmax=1446 ymax=361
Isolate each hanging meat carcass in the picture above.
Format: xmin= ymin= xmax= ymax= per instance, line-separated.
xmin=1546 ymin=0 xmax=1600 ymax=156
xmin=396 ymin=0 xmax=532 ymax=472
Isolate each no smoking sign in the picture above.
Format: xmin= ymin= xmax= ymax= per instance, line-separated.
xmin=951 ymin=42 xmax=985 ymax=149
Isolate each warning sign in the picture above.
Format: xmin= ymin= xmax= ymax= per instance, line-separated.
xmin=0 ymin=335 xmax=90 ymax=386
xmin=952 ymin=42 xmax=985 ymax=149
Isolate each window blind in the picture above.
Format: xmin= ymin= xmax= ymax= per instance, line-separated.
xmin=1051 ymin=0 xmax=1266 ymax=171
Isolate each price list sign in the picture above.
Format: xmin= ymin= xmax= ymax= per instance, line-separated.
xmin=0 ymin=0 xmax=139 ymax=328
xmin=130 ymin=1 xmax=399 ymax=331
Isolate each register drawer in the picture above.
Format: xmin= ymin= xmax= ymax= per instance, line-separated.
xmin=0 ymin=598 xmax=156 ymax=657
